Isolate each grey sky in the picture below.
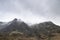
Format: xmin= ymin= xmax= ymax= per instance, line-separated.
xmin=0 ymin=0 xmax=60 ymax=25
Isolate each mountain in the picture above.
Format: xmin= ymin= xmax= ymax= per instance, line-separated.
xmin=0 ymin=18 xmax=32 ymax=35
xmin=0 ymin=18 xmax=60 ymax=37
xmin=31 ymin=21 xmax=60 ymax=35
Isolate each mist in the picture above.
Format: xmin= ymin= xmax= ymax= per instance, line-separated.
xmin=0 ymin=0 xmax=60 ymax=25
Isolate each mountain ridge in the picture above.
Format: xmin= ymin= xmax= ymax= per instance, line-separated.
xmin=0 ymin=18 xmax=60 ymax=36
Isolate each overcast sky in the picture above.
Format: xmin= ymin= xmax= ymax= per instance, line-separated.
xmin=0 ymin=0 xmax=60 ymax=25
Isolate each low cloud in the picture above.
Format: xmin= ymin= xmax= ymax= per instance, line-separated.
xmin=0 ymin=0 xmax=60 ymax=25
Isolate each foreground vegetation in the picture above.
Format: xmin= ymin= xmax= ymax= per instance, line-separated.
xmin=0 ymin=31 xmax=60 ymax=40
